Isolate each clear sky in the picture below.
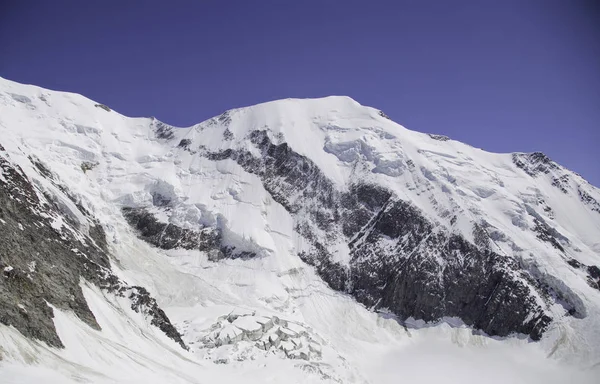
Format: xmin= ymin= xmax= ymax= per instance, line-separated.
xmin=1 ymin=1 xmax=598 ymax=186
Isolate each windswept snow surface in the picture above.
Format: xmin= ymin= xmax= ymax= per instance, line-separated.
xmin=0 ymin=77 xmax=599 ymax=383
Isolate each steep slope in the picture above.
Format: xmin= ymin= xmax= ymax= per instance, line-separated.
xmin=138 ymin=92 xmax=600 ymax=342
xmin=0 ymin=143 xmax=185 ymax=349
xmin=0 ymin=77 xmax=599 ymax=383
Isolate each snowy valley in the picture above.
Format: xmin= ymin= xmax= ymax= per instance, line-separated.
xmin=0 ymin=77 xmax=599 ymax=383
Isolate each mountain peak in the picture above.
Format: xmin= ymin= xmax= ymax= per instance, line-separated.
xmin=1 ymin=77 xmax=599 ymax=383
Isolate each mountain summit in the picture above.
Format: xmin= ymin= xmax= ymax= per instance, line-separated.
xmin=1 ymin=77 xmax=599 ymax=383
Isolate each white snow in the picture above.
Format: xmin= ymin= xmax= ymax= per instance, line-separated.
xmin=0 ymin=76 xmax=599 ymax=383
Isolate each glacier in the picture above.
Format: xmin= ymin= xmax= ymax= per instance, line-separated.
xmin=0 ymin=77 xmax=599 ymax=383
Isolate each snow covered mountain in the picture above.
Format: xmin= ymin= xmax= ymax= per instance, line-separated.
xmin=1 ymin=77 xmax=599 ymax=383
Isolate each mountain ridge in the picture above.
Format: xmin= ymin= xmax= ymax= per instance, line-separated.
xmin=4 ymin=75 xmax=597 ymax=178
xmin=1 ymin=76 xmax=599 ymax=383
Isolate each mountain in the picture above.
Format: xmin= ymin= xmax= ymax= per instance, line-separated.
xmin=0 ymin=77 xmax=599 ymax=383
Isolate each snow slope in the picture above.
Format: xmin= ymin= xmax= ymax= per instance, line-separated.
xmin=0 ymin=77 xmax=599 ymax=383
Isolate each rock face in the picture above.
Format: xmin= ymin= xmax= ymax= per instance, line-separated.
xmin=122 ymin=207 xmax=256 ymax=260
xmin=568 ymin=259 xmax=600 ymax=292
xmin=0 ymin=144 xmax=186 ymax=349
xmin=348 ymin=204 xmax=552 ymax=339
xmin=122 ymin=207 xmax=221 ymax=252
xmin=195 ymin=132 xmax=555 ymax=340
xmin=2 ymin=79 xmax=599 ymax=356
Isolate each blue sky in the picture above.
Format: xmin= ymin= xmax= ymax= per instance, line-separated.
xmin=1 ymin=0 xmax=598 ymax=185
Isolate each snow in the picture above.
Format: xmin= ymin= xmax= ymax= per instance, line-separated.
xmin=232 ymin=316 xmax=262 ymax=332
xmin=0 ymin=76 xmax=599 ymax=382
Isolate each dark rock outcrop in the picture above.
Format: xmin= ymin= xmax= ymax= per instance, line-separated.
xmin=525 ymin=205 xmax=569 ymax=252
xmin=378 ymin=110 xmax=391 ymax=120
xmin=512 ymin=152 xmax=574 ymax=194
xmin=568 ymin=259 xmax=600 ymax=292
xmin=94 ymin=103 xmax=111 ymax=112
xmin=178 ymin=139 xmax=192 ymax=149
xmin=127 ymin=286 xmax=188 ymax=349
xmin=0 ymin=145 xmax=186 ymax=349
xmin=197 ymin=131 xmax=558 ymax=340
xmin=512 ymin=152 xmax=559 ymax=177
xmin=152 ymin=118 xmax=175 ymax=140
xmin=121 ymin=207 xmax=256 ymax=260
xmin=122 ymin=207 xmax=221 ymax=252
xmin=579 ymin=187 xmax=600 ymax=214
xmin=428 ymin=134 xmax=450 ymax=141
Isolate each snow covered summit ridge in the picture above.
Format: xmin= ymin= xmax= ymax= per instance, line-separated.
xmin=0 ymin=76 xmax=599 ymax=383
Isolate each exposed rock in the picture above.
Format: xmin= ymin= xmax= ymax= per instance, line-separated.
xmin=579 ymin=187 xmax=600 ymax=213
xmin=551 ymin=175 xmax=570 ymax=194
xmin=80 ymin=161 xmax=98 ymax=173
xmin=378 ymin=110 xmax=391 ymax=120
xmin=122 ymin=207 xmax=220 ymax=251
xmin=94 ymin=103 xmax=111 ymax=112
xmin=428 ymin=133 xmax=450 ymax=141
xmin=526 ymin=205 xmax=569 ymax=252
xmin=198 ymin=131 xmax=557 ymax=340
xmin=512 ymin=152 xmax=559 ymax=177
xmin=567 ymin=259 xmax=600 ymax=291
xmin=0 ymin=145 xmax=185 ymax=349
xmin=217 ymin=111 xmax=232 ymax=126
xmin=178 ymin=138 xmax=192 ymax=149
xmin=588 ymin=266 xmax=600 ymax=290
xmin=121 ymin=207 xmax=255 ymax=259
xmin=223 ymin=128 xmax=234 ymax=141
xmin=128 ymin=286 xmax=188 ymax=349
xmin=152 ymin=118 xmax=175 ymax=140
xmin=512 ymin=152 xmax=574 ymax=194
